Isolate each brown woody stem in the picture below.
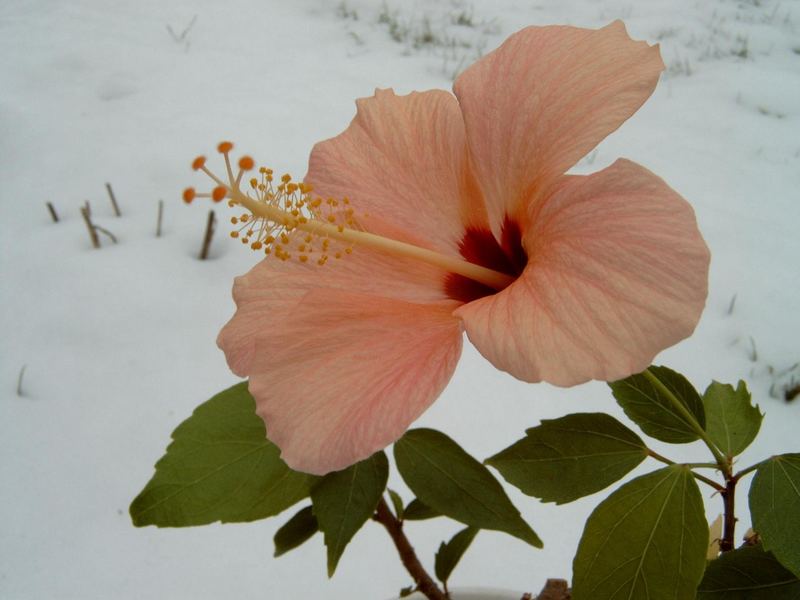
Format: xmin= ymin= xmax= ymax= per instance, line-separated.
xmin=374 ymin=498 xmax=447 ymax=600
xmin=720 ymin=477 xmax=737 ymax=552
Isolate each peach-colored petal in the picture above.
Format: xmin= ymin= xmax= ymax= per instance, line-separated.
xmin=217 ymin=236 xmax=451 ymax=376
xmin=453 ymin=21 xmax=664 ymax=233
xmin=454 ymin=159 xmax=710 ymax=386
xmin=248 ymin=291 xmax=463 ymax=474
xmin=305 ymin=88 xmax=488 ymax=253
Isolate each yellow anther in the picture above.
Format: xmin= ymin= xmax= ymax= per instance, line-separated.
xmin=186 ymin=146 xmax=379 ymax=277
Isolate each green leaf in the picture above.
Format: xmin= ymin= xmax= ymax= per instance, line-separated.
xmin=572 ymin=466 xmax=707 ymax=600
xmin=388 ymin=488 xmax=404 ymax=520
xmin=697 ymin=544 xmax=800 ymax=599
xmin=273 ymin=505 xmax=319 ymax=557
xmin=487 ymin=413 xmax=648 ymax=504
xmin=274 ymin=504 xmax=318 ymax=557
xmin=130 ymin=383 xmax=315 ymax=527
xmin=435 ymin=526 xmax=479 ymax=584
xmin=394 ymin=428 xmax=541 ymax=548
xmin=609 ymin=365 xmax=705 ymax=443
xmin=702 ymin=380 xmax=762 ymax=457
xmin=749 ymin=453 xmax=800 ymax=577
xmin=311 ymin=451 xmax=389 ymax=577
xmin=403 ymin=498 xmax=441 ymax=521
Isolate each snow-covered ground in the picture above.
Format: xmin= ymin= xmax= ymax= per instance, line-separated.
xmin=1 ymin=0 xmax=798 ymax=598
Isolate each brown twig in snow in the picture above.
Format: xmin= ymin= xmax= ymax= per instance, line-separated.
xmin=17 ymin=365 xmax=27 ymax=396
xmin=94 ymin=225 xmax=118 ymax=244
xmin=81 ymin=205 xmax=100 ymax=248
xmin=199 ymin=209 xmax=215 ymax=259
xmin=46 ymin=202 xmax=59 ymax=222
xmin=105 ymin=182 xmax=121 ymax=217
xmin=156 ymin=199 xmax=164 ymax=237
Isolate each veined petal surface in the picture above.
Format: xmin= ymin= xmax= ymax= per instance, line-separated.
xmin=454 ymin=21 xmax=664 ymax=232
xmin=455 ymin=159 xmax=710 ymax=386
xmin=306 ymin=88 xmax=488 ymax=253
xmin=218 ymin=237 xmax=450 ymax=376
xmin=248 ymin=291 xmax=463 ymax=474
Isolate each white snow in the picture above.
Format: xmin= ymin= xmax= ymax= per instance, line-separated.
xmin=1 ymin=0 xmax=798 ymax=598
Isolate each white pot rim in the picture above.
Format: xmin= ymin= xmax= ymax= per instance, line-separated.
xmin=389 ymin=587 xmax=526 ymax=600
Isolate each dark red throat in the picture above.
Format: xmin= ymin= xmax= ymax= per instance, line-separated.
xmin=444 ymin=217 xmax=527 ymax=303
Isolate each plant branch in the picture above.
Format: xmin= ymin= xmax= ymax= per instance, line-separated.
xmin=374 ymin=497 xmax=447 ymax=600
xmin=720 ymin=479 xmax=737 ymax=552
xmin=643 ymin=368 xmax=730 ymax=475
xmin=732 ymin=462 xmax=760 ymax=482
xmin=647 ymin=449 xmax=725 ymax=492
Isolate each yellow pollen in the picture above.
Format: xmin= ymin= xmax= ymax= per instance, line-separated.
xmin=185 ymin=145 xmax=516 ymax=290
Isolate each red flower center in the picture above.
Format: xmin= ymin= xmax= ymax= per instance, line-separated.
xmin=444 ymin=217 xmax=527 ymax=303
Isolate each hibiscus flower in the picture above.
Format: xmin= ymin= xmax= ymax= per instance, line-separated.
xmin=206 ymin=21 xmax=709 ymax=475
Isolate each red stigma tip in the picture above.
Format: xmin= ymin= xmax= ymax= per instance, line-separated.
xmin=191 ymin=156 xmax=206 ymax=171
xmin=217 ymin=141 xmax=233 ymax=153
xmin=238 ymin=156 xmax=255 ymax=171
xmin=182 ymin=187 xmax=196 ymax=203
xmin=212 ymin=186 xmax=227 ymax=202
